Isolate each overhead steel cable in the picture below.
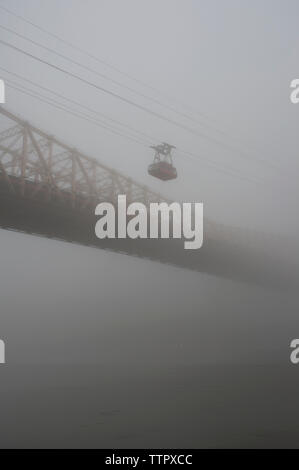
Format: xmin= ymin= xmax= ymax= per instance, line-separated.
xmin=0 ymin=38 xmax=279 ymax=171
xmin=6 ymin=82 xmax=148 ymax=146
xmin=1 ymin=66 xmax=263 ymax=182
xmin=0 ymin=39 xmax=203 ymax=129
xmin=4 ymin=77 xmax=262 ymax=184
xmin=0 ymin=3 xmax=280 ymax=161
xmin=0 ymin=1 xmax=237 ymax=134
xmin=0 ymin=66 xmax=155 ymax=145
xmin=0 ymin=23 xmax=206 ymax=125
xmin=0 ymin=3 xmax=204 ymax=120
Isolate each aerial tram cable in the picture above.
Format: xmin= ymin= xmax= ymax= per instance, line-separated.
xmin=0 ymin=23 xmax=209 ymax=125
xmin=0 ymin=38 xmax=280 ymax=172
xmin=0 ymin=4 xmax=211 ymax=125
xmin=6 ymin=82 xmax=148 ymax=146
xmin=0 ymin=3 xmax=280 ymax=160
xmin=0 ymin=23 xmax=274 ymax=164
xmin=0 ymin=39 xmax=205 ymax=130
xmin=0 ymin=66 xmax=155 ymax=146
xmin=4 ymin=79 xmax=263 ymax=185
xmin=1 ymin=66 xmax=264 ymax=183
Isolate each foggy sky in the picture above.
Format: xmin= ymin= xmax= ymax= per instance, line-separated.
xmin=0 ymin=0 xmax=298 ymax=368
xmin=1 ymin=0 xmax=299 ymax=232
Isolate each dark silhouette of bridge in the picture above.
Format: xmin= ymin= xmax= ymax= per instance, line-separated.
xmin=0 ymin=106 xmax=296 ymax=288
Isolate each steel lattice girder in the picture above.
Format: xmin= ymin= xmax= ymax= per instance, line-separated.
xmin=0 ymin=107 xmax=168 ymax=207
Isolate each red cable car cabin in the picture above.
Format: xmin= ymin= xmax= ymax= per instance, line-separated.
xmin=148 ymin=161 xmax=177 ymax=181
xmin=148 ymin=143 xmax=177 ymax=181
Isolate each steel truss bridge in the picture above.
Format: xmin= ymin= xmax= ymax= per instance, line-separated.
xmin=0 ymin=106 xmax=296 ymax=288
